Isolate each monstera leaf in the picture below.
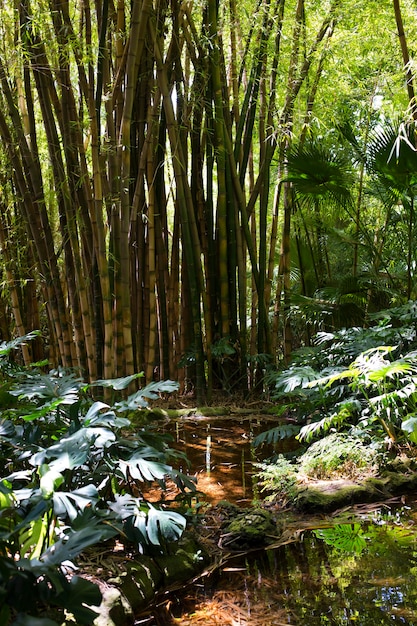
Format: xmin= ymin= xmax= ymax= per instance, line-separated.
xmin=116 ymin=452 xmax=172 ymax=484
xmin=54 ymin=575 xmax=102 ymax=623
xmin=146 ymin=503 xmax=186 ymax=544
xmin=41 ymin=521 xmax=117 ymax=566
xmin=89 ymin=372 xmax=143 ymax=390
xmin=314 ymin=523 xmax=367 ymax=554
xmin=401 ymin=415 xmax=417 ymax=443
xmin=10 ymin=369 xmax=82 ymax=405
xmin=115 ymin=380 xmax=179 ymax=412
xmin=52 ymin=485 xmax=98 ymax=521
xmin=110 ymin=495 xmax=186 ymax=547
xmin=82 ymin=401 xmax=129 ymax=429
xmin=8 ymin=569 xmax=101 ymax=625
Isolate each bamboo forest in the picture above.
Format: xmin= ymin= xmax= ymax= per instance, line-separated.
xmin=1 ymin=0 xmax=416 ymax=401
xmin=5 ymin=0 xmax=417 ymax=624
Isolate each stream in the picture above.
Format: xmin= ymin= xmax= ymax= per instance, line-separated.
xmin=140 ymin=415 xmax=417 ymax=625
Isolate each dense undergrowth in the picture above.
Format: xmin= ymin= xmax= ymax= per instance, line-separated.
xmin=5 ymin=301 xmax=417 ymax=622
xmin=256 ymin=302 xmax=417 ymax=503
xmin=0 ymin=334 xmax=196 ymax=625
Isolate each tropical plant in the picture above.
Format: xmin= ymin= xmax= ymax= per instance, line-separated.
xmin=297 ymin=432 xmax=379 ymax=479
xmin=256 ymin=456 xmax=299 ymax=505
xmin=258 ymin=302 xmax=417 ymax=449
xmin=0 ymin=334 xmax=194 ymax=624
xmin=285 ymin=140 xmax=354 ymax=291
xmin=313 ymin=523 xmax=367 ymax=554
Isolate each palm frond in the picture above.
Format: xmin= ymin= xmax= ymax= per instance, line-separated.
xmin=285 ymin=141 xmax=354 ymax=210
xmin=253 ymin=424 xmax=300 ymax=447
xmin=367 ymin=120 xmax=417 ymax=196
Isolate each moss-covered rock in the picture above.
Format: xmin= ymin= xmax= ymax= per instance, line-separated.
xmin=221 ymin=507 xmax=278 ymax=550
xmin=125 ymin=557 xmax=163 ymax=594
xmin=294 ymin=470 xmax=417 ymax=512
xmin=154 ymin=535 xmax=209 ymax=585
xmin=106 ymin=571 xmax=149 ymax=613
xmin=154 ymin=549 xmax=200 ymax=585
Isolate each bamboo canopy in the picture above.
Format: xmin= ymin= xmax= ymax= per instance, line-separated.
xmin=0 ymin=0 xmax=414 ymax=401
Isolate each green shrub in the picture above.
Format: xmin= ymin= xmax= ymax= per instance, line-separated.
xmin=256 ymin=456 xmax=298 ymax=504
xmin=298 ymin=432 xmax=379 ymax=479
xmin=259 ymin=302 xmax=417 ymax=447
xmin=0 ymin=333 xmax=194 ymax=625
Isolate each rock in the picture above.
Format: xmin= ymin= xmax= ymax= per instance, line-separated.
xmin=221 ymin=508 xmax=278 ymax=550
xmin=294 ymin=470 xmax=417 ymax=512
xmin=93 ymin=586 xmax=134 ymax=626
xmin=154 ymin=550 xmax=198 ymax=585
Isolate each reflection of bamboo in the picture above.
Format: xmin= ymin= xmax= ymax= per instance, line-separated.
xmin=206 ymin=432 xmax=212 ymax=475
xmin=241 ymin=448 xmax=246 ymax=498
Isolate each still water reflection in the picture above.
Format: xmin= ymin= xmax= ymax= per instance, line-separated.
xmin=154 ymin=416 xmax=417 ymax=625
xmin=165 ymin=415 xmax=289 ymax=504
xmin=167 ymin=513 xmax=417 ymax=625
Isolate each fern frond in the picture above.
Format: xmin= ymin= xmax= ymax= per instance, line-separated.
xmin=253 ymin=424 xmax=300 ymax=447
xmin=297 ymin=400 xmax=356 ymax=443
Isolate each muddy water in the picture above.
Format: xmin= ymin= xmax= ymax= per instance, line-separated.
xmin=148 ymin=417 xmax=417 ymax=626
xmin=164 ymin=415 xmax=286 ymax=504
xmin=165 ymin=513 xmax=417 ymax=625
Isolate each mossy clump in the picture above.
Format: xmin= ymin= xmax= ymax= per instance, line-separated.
xmin=222 ymin=508 xmax=278 ymax=549
xmin=298 ymin=432 xmax=379 ymax=480
xmin=295 ymin=482 xmax=381 ymax=512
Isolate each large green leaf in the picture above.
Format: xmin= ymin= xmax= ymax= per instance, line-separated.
xmin=109 ymin=495 xmax=186 ymax=547
xmin=0 ymin=331 xmax=41 ymax=358
xmin=0 ymin=419 xmax=16 ymax=437
xmin=20 ymin=399 xmax=64 ymax=422
xmin=115 ymin=380 xmax=180 ymax=412
xmin=116 ymin=453 xmax=171 ymax=483
xmin=13 ymin=499 xmax=50 ymax=533
xmin=314 ymin=523 xmax=367 ymax=554
xmin=401 ymin=416 xmax=417 ymax=444
xmin=82 ymin=401 xmax=130 ymax=429
xmin=367 ymin=121 xmax=417 ymax=196
xmin=39 ymin=465 xmax=64 ymax=498
xmin=285 ymin=141 xmax=354 ymax=209
xmin=41 ymin=523 xmax=117 ymax=566
xmin=253 ymin=424 xmax=300 ymax=447
xmin=31 ymin=434 xmax=92 ymax=468
xmin=52 ymin=485 xmax=98 ymax=521
xmin=10 ymin=370 xmax=82 ymax=404
xmin=146 ymin=504 xmax=186 ymax=545
xmin=170 ymin=469 xmax=197 ymax=493
xmin=55 ymin=575 xmax=102 ymax=624
xmin=89 ymin=372 xmax=143 ymax=390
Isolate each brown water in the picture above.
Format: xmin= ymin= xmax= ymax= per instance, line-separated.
xmin=165 ymin=515 xmax=417 ymax=625
xmin=163 ymin=415 xmax=288 ymax=505
xmin=143 ymin=417 xmax=417 ymax=626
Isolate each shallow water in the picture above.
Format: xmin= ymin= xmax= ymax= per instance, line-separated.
xmin=162 ymin=509 xmax=417 ymax=625
xmin=146 ymin=417 xmax=417 ymax=625
xmin=164 ymin=415 xmax=292 ymax=504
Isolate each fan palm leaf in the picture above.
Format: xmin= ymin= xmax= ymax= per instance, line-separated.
xmin=367 ymin=120 xmax=417 ymax=199
xmin=285 ymin=142 xmax=354 ymax=210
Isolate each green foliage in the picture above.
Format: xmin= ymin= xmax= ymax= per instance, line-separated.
xmin=252 ymin=423 xmax=300 ymax=447
xmin=313 ymin=523 xmax=367 ymax=554
xmin=285 ymin=141 xmax=354 ymax=211
xmin=0 ymin=334 xmax=192 ymax=623
xmin=256 ymin=456 xmax=298 ymax=504
xmin=262 ymin=303 xmax=417 ymax=447
xmin=298 ymin=433 xmax=379 ymax=479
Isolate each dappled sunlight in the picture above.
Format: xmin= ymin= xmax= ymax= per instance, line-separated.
xmin=162 ymin=417 xmax=278 ymax=504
